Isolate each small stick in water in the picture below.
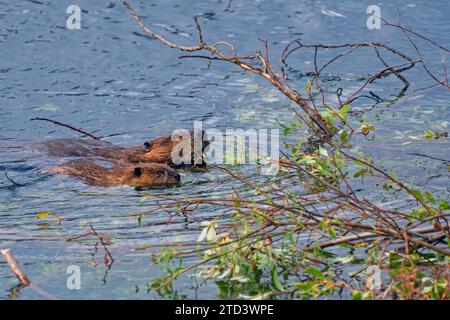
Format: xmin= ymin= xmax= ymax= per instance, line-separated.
xmin=30 ymin=117 xmax=100 ymax=141
xmin=4 ymin=171 xmax=24 ymax=186
xmin=1 ymin=249 xmax=58 ymax=299
xmin=1 ymin=249 xmax=31 ymax=286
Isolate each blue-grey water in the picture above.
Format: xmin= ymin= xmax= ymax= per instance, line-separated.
xmin=0 ymin=0 xmax=449 ymax=299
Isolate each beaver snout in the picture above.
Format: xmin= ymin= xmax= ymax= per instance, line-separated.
xmin=157 ymin=167 xmax=181 ymax=184
xmin=171 ymin=170 xmax=181 ymax=182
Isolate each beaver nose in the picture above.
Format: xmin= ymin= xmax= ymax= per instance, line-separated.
xmin=171 ymin=171 xmax=181 ymax=182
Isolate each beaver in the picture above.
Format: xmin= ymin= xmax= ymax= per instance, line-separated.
xmin=41 ymin=130 xmax=209 ymax=169
xmin=49 ymin=159 xmax=180 ymax=188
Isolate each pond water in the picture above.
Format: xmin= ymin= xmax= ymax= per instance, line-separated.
xmin=0 ymin=0 xmax=448 ymax=299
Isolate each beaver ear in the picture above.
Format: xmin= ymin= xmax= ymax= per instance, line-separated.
xmin=134 ymin=167 xmax=142 ymax=177
xmin=143 ymin=142 xmax=152 ymax=152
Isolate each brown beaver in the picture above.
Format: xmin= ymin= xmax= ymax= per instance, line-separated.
xmin=49 ymin=159 xmax=180 ymax=188
xmin=41 ymin=130 xmax=209 ymax=169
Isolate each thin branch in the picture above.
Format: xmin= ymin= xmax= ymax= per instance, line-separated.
xmin=1 ymin=249 xmax=30 ymax=286
xmin=194 ymin=16 xmax=204 ymax=44
xmin=30 ymin=117 xmax=100 ymax=141
xmin=373 ymin=47 xmax=409 ymax=92
xmin=382 ymin=19 xmax=450 ymax=53
xmin=4 ymin=171 xmax=23 ymax=186
xmin=90 ymin=224 xmax=114 ymax=266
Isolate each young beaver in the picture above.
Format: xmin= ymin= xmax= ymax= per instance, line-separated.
xmin=42 ymin=130 xmax=209 ymax=169
xmin=49 ymin=159 xmax=180 ymax=188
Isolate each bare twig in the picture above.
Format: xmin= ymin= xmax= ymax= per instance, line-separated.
xmin=66 ymin=225 xmax=114 ymax=267
xmin=1 ymin=249 xmax=31 ymax=286
xmin=4 ymin=171 xmax=23 ymax=186
xmin=30 ymin=117 xmax=100 ymax=141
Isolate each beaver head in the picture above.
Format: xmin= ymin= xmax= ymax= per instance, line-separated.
xmin=49 ymin=159 xmax=180 ymax=189
xmin=135 ymin=130 xmax=210 ymax=168
xmin=123 ymin=163 xmax=180 ymax=188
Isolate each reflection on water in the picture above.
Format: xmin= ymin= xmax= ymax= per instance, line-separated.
xmin=0 ymin=0 xmax=449 ymax=299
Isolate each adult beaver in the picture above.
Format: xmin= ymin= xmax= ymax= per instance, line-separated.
xmin=41 ymin=130 xmax=209 ymax=169
xmin=49 ymin=159 xmax=180 ymax=188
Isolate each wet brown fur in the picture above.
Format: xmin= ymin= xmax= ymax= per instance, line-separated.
xmin=49 ymin=159 xmax=180 ymax=188
xmin=42 ymin=130 xmax=209 ymax=169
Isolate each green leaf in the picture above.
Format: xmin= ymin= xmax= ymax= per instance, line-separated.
xmin=389 ymin=253 xmax=402 ymax=268
xmin=36 ymin=211 xmax=52 ymax=219
xmin=352 ymin=290 xmax=363 ymax=300
xmin=353 ymin=159 xmax=367 ymax=167
xmin=283 ymin=127 xmax=292 ymax=136
xmin=353 ymin=168 xmax=368 ymax=178
xmin=139 ymin=196 xmax=147 ymax=205
xmin=304 ymin=266 xmax=324 ymax=279
xmin=440 ymin=200 xmax=450 ymax=211
xmin=271 ymin=266 xmax=284 ymax=291
xmin=197 ymin=226 xmax=209 ymax=242
xmin=410 ymin=208 xmax=428 ymax=221
xmin=328 ymin=226 xmax=337 ymax=237
xmin=340 ymin=130 xmax=349 ymax=143
xmin=425 ymin=192 xmax=435 ymax=204
xmin=411 ymin=189 xmax=425 ymax=203
xmin=424 ymin=130 xmax=434 ymax=139
xmin=338 ymin=104 xmax=351 ymax=120
xmin=318 ymin=147 xmax=329 ymax=157
xmin=206 ymin=226 xmax=217 ymax=242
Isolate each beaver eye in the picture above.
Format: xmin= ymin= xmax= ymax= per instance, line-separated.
xmin=156 ymin=169 xmax=165 ymax=175
xmin=143 ymin=142 xmax=152 ymax=152
xmin=134 ymin=167 xmax=142 ymax=177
